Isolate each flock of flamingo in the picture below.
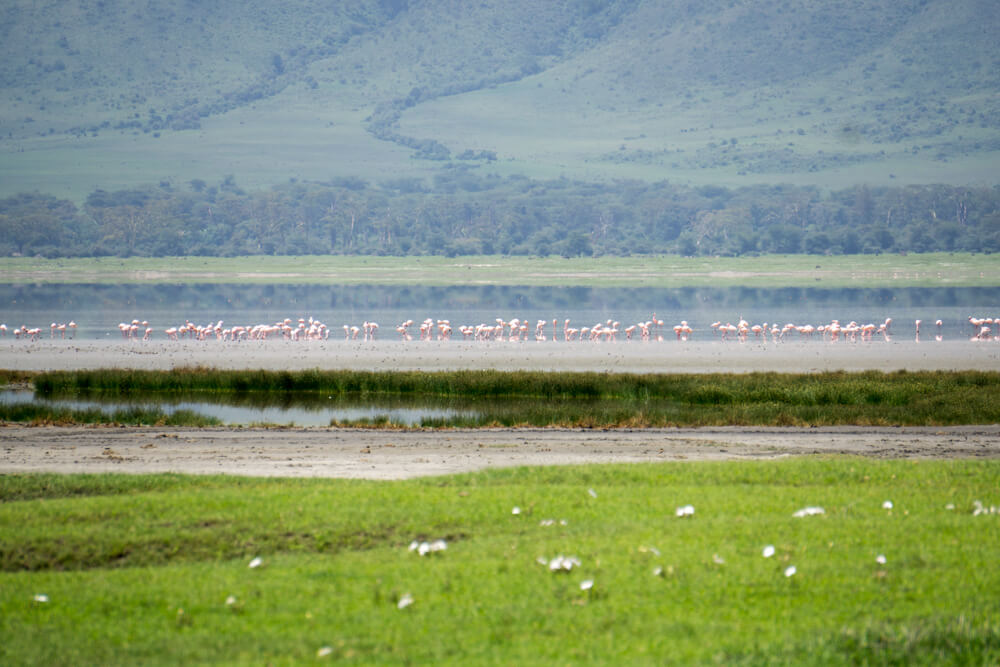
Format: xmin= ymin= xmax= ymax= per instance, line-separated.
xmin=2 ymin=315 xmax=999 ymax=344
xmin=0 ymin=321 xmax=77 ymax=341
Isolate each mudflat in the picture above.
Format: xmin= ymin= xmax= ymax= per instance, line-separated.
xmin=2 ymin=338 xmax=999 ymax=373
xmin=3 ymin=425 xmax=999 ymax=480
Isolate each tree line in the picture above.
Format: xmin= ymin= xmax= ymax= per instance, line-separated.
xmin=2 ymin=172 xmax=998 ymax=258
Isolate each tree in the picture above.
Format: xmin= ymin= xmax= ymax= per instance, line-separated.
xmin=804 ymin=231 xmax=831 ymax=254
xmin=97 ymin=205 xmax=149 ymax=255
xmin=764 ymin=225 xmax=802 ymax=253
xmin=677 ymin=232 xmax=698 ymax=256
xmin=831 ymin=229 xmax=856 ymax=254
xmin=561 ymin=232 xmax=594 ymax=257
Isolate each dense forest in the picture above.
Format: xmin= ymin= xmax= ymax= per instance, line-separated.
xmin=2 ymin=174 xmax=998 ymax=258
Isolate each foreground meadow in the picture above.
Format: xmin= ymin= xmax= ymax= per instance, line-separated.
xmin=2 ymin=460 xmax=999 ymax=664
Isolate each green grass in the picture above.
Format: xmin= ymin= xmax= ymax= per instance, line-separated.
xmin=1 ymin=460 xmax=998 ymax=664
xmin=0 ymin=252 xmax=995 ymax=287
xmin=3 ymin=1 xmax=997 ymax=200
xmin=27 ymin=368 xmax=1000 ymax=427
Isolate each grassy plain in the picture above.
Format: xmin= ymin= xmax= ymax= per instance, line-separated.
xmin=2 ymin=461 xmax=999 ymax=664
xmin=1 ymin=252 xmax=995 ymax=287
xmin=0 ymin=99 xmax=418 ymax=204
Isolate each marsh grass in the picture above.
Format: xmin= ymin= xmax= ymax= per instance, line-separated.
xmin=0 ymin=403 xmax=220 ymax=427
xmin=28 ymin=368 xmax=1000 ymax=427
xmin=0 ymin=370 xmax=34 ymax=387
xmin=1 ymin=460 xmax=998 ymax=664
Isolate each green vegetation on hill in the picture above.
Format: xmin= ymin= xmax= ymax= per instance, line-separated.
xmin=0 ymin=1 xmax=997 ymax=196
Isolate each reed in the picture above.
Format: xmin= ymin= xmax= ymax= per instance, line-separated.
xmin=0 ymin=370 xmax=35 ymax=387
xmin=27 ymin=368 xmax=1000 ymax=427
xmin=0 ymin=403 xmax=220 ymax=427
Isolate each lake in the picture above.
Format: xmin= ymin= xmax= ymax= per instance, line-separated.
xmin=2 ymin=283 xmax=998 ymax=341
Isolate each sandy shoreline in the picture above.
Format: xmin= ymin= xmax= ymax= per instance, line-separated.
xmin=3 ymin=338 xmax=999 ymax=373
xmin=3 ymin=425 xmax=999 ymax=479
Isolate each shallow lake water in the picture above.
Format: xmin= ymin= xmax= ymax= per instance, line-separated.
xmin=2 ymin=283 xmax=998 ymax=341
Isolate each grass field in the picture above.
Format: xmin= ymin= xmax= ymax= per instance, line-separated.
xmin=1 ymin=461 xmax=998 ymax=664
xmin=0 ymin=252 xmax=994 ymax=288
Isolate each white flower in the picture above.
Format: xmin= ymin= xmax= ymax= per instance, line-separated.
xmin=588 ymin=488 xmax=598 ymax=498
xmin=712 ymin=553 xmax=725 ymax=565
xmin=793 ymin=506 xmax=825 ymax=517
xmin=539 ymin=519 xmax=555 ymax=526
xmin=945 ymin=503 xmax=955 ymax=510
xmin=580 ymin=579 xmax=594 ymax=591
xmin=882 ymin=500 xmax=893 ymax=510
xmin=675 ymin=504 xmax=695 ymax=517
xmin=762 ymin=545 xmax=776 ymax=558
xmin=248 ymin=556 xmax=263 ymax=568
xmin=511 ymin=506 xmax=521 ymax=515
xmin=317 ymin=646 xmax=333 ymax=657
xmin=225 ymin=595 xmax=237 ymax=606
xmin=547 ymin=555 xmax=581 ymax=572
xmin=652 ymin=566 xmax=663 ymax=577
xmin=876 ymin=554 xmax=887 ymax=565
xmin=33 ymin=594 xmax=49 ymax=603
xmin=413 ymin=538 xmax=448 ymax=556
xmin=397 ymin=593 xmax=414 ymax=609
xmin=784 ymin=565 xmax=797 ymax=577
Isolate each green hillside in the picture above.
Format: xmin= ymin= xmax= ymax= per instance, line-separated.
xmin=0 ymin=0 xmax=998 ymax=201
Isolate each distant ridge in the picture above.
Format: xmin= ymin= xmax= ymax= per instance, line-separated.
xmin=0 ymin=0 xmax=997 ymax=197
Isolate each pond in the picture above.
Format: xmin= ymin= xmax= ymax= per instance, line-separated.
xmin=0 ymin=388 xmax=477 ymax=426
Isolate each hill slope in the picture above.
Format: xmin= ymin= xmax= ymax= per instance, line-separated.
xmin=0 ymin=0 xmax=997 ymax=200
